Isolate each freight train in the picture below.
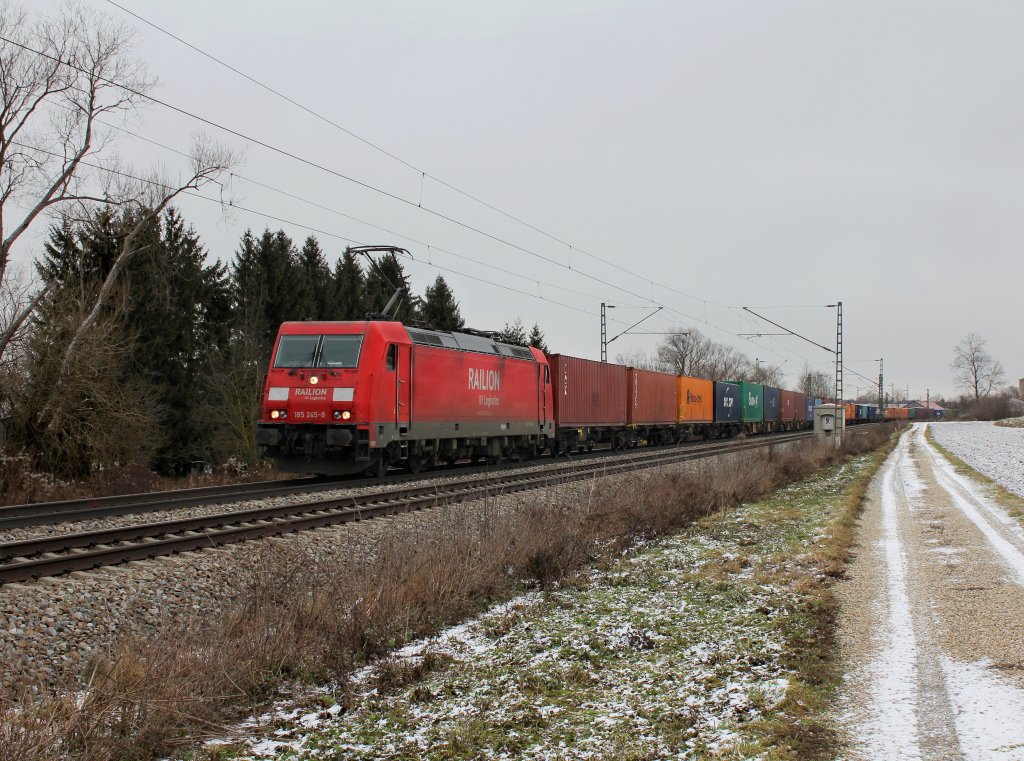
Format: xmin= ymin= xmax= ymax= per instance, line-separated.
xmin=255 ymin=320 xmax=829 ymax=476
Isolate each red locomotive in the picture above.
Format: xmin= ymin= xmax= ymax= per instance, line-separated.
xmin=256 ymin=321 xmax=553 ymax=475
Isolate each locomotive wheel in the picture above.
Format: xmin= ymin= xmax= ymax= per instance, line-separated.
xmin=406 ymin=454 xmax=423 ymax=474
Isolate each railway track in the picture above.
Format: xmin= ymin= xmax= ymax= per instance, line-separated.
xmin=0 ymin=431 xmax=818 ymax=585
xmin=0 ymin=427 xmax=829 ymax=531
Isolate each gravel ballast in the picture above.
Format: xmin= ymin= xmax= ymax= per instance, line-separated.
xmin=930 ymin=421 xmax=1024 ymax=497
xmin=1 ymin=450 xmax=772 ymax=692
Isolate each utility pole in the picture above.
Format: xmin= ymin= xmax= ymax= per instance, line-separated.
xmin=600 ymin=303 xmax=614 ymax=362
xmin=834 ymin=301 xmax=843 ymax=446
xmin=877 ymin=358 xmax=884 ymax=419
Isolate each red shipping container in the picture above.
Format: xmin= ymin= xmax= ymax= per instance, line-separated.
xmin=627 ymin=367 xmax=678 ymax=425
xmin=549 ymin=354 xmax=627 ymax=428
xmin=780 ymin=389 xmax=797 ymax=421
xmin=793 ymin=392 xmax=807 ymax=422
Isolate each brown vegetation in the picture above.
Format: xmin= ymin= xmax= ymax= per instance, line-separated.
xmin=0 ymin=426 xmax=895 ymax=760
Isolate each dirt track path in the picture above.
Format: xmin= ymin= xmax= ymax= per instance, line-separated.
xmin=837 ymin=423 xmax=1024 ymax=759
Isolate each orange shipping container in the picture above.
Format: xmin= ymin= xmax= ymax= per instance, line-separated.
xmin=676 ymin=375 xmax=714 ymax=423
xmin=845 ymin=402 xmax=856 ymax=421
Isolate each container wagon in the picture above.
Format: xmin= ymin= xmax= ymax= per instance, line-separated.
xmin=713 ymin=381 xmax=742 ymax=436
xmin=763 ymin=386 xmax=781 ymax=427
xmin=677 ymin=375 xmax=715 ymax=438
xmin=626 ymin=367 xmax=678 ymax=444
xmin=548 ymin=354 xmax=629 ymax=450
xmin=731 ymin=381 xmax=764 ymax=428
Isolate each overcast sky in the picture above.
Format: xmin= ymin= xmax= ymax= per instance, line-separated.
xmin=17 ymin=0 xmax=1024 ymax=399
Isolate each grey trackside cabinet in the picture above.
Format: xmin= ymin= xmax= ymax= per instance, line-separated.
xmin=814 ymin=404 xmax=844 ymax=443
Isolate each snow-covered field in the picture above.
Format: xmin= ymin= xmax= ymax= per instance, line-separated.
xmin=930 ymin=421 xmax=1024 ymax=497
xmin=197 ymin=457 xmax=879 ymax=760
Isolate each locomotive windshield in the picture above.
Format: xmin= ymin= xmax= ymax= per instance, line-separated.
xmin=273 ymin=334 xmax=363 ymax=369
xmin=319 ymin=335 xmax=363 ymax=368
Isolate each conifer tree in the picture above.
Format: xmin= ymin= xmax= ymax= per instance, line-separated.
xmin=363 ymin=251 xmax=415 ymax=321
xmin=295 ymin=236 xmax=331 ymax=320
xmin=528 ymin=322 xmax=549 ymax=353
xmin=497 ymin=317 xmax=529 ymax=346
xmin=421 ymin=275 xmax=464 ymax=331
xmin=332 ymin=249 xmax=365 ymax=320
xmin=25 ymin=207 xmax=232 ymax=475
xmin=231 ymin=228 xmax=297 ymax=349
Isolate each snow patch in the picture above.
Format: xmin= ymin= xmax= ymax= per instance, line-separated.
xmin=943 ymin=657 xmax=1024 ymax=759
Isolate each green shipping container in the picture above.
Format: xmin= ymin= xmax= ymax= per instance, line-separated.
xmin=725 ymin=381 xmax=763 ymax=423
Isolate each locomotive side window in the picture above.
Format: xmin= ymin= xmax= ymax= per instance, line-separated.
xmin=319 ymin=335 xmax=363 ymax=368
xmin=386 ymin=344 xmax=397 ymax=371
xmin=274 ymin=335 xmax=320 ymax=368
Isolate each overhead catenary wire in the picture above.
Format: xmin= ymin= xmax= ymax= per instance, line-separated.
xmin=7 ymin=33 xmax=827 ymax=369
xmin=100 ymin=0 xmax=735 ymax=311
xmin=3 ymin=32 xmax=711 ymax=325
xmin=87 ymin=117 xmax=653 ymax=311
xmin=15 ymin=139 xmax=623 ymax=327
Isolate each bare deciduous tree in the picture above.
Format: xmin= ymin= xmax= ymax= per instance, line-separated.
xmin=0 ymin=4 xmax=237 ymax=362
xmin=656 ymin=327 xmax=764 ymax=382
xmin=798 ymin=365 xmax=832 ymax=399
xmin=614 ymin=349 xmax=664 ymax=371
xmin=0 ymin=2 xmax=153 ymax=287
xmin=952 ymin=332 xmax=1005 ymax=402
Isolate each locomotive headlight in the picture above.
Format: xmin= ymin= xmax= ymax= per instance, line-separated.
xmin=342 ymin=410 xmax=351 ymax=420
xmin=332 ymin=410 xmax=341 ymax=420
xmin=309 ymin=375 xmax=319 ymax=385
xmin=270 ymin=410 xmax=280 ymax=420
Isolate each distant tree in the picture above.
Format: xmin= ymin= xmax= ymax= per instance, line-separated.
xmin=615 ymin=349 xmax=663 ymax=371
xmin=798 ymin=365 xmax=833 ymax=399
xmin=421 ymin=275 xmax=464 ymax=331
xmin=497 ymin=317 xmax=529 ymax=347
xmin=332 ymin=249 xmax=365 ymax=320
xmin=656 ymin=328 xmax=749 ymax=381
xmin=952 ymin=333 xmax=1005 ymax=402
xmin=527 ymin=323 xmax=549 ymax=353
xmin=747 ymin=360 xmax=784 ymax=387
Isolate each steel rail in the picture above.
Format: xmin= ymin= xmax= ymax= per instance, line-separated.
xmin=0 ymin=431 xmax=819 ymax=584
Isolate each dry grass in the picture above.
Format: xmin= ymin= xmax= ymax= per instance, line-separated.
xmin=756 ymin=422 xmax=903 ymax=759
xmin=0 ymin=426 xmax=898 ymax=760
xmin=994 ymin=417 xmax=1024 ymax=428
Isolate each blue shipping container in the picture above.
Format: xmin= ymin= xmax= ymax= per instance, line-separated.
xmin=763 ymin=386 xmax=781 ymax=422
xmin=806 ymin=396 xmax=814 ymax=420
xmin=714 ymin=381 xmax=741 ymax=424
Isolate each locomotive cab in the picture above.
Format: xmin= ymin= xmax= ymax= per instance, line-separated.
xmin=256 ymin=321 xmax=412 ymax=475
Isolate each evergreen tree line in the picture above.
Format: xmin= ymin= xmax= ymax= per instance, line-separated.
xmin=2 ymin=206 xmax=549 ymax=478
